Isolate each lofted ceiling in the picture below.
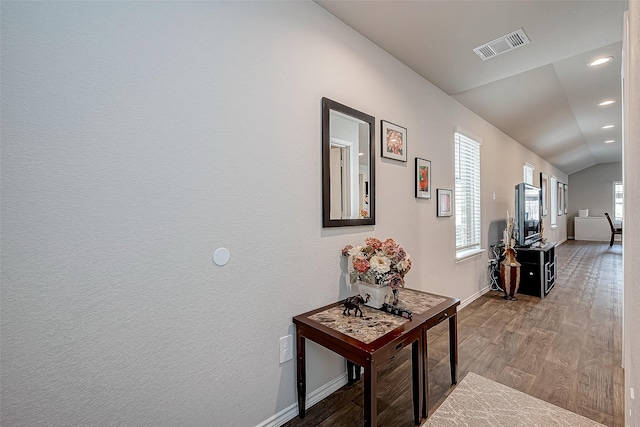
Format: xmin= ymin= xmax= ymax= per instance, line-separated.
xmin=315 ymin=0 xmax=626 ymax=175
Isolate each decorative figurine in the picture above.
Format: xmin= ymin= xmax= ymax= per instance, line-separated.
xmin=382 ymin=303 xmax=413 ymax=319
xmin=343 ymin=294 xmax=371 ymax=317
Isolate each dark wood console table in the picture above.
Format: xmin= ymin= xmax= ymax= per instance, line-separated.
xmin=293 ymin=289 xmax=459 ymax=426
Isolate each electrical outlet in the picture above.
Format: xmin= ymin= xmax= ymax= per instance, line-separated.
xmin=631 ymin=387 xmax=635 ymax=399
xmin=279 ymin=335 xmax=293 ymax=363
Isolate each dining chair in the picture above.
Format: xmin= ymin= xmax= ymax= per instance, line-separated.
xmin=604 ymin=212 xmax=622 ymax=247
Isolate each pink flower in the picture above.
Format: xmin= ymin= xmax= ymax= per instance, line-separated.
xmin=382 ymin=238 xmax=399 ymax=256
xmin=341 ymin=245 xmax=353 ymax=257
xmin=352 ymin=256 xmax=370 ymax=273
xmin=364 ymin=237 xmax=382 ymax=250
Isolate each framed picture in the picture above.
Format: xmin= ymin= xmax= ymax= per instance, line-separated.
xmin=564 ymin=183 xmax=568 ymax=214
xmin=437 ymin=189 xmax=453 ymax=217
xmin=557 ymin=182 xmax=564 ymax=216
xmin=415 ymin=158 xmax=431 ymax=199
xmin=540 ymin=172 xmax=548 ymax=217
xmin=381 ymin=120 xmax=407 ymax=162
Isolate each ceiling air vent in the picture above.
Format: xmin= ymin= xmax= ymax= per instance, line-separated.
xmin=473 ymin=28 xmax=530 ymax=61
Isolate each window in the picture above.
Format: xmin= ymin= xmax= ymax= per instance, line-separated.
xmin=550 ymin=176 xmax=557 ymax=228
xmin=454 ymin=131 xmax=481 ymax=259
xmin=523 ymin=163 xmax=535 ymax=185
xmin=613 ymin=181 xmax=623 ymax=221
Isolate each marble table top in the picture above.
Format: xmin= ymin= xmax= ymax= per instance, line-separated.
xmin=307 ymin=288 xmax=447 ymax=344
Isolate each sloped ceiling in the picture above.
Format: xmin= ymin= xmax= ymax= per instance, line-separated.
xmin=315 ymin=0 xmax=626 ymax=175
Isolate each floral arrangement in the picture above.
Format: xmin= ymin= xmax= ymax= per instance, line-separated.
xmin=341 ymin=237 xmax=411 ymax=289
xmin=502 ymin=211 xmax=518 ymax=264
xmin=502 ymin=210 xmax=517 ymax=251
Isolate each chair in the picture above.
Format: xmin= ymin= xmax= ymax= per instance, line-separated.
xmin=604 ymin=212 xmax=622 ymax=246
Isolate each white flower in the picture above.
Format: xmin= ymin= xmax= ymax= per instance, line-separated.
xmin=397 ymin=256 xmax=411 ymax=273
xmin=369 ymin=255 xmax=391 ymax=274
xmin=348 ymin=246 xmax=364 ymax=257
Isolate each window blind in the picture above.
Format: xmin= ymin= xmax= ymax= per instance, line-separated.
xmin=614 ymin=181 xmax=623 ymax=221
xmin=523 ymin=163 xmax=534 ymax=185
xmin=454 ymin=132 xmax=481 ymax=256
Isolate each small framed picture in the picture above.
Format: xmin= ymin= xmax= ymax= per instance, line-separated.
xmin=437 ymin=189 xmax=453 ymax=217
xmin=415 ymin=157 xmax=431 ymax=199
xmin=381 ymin=120 xmax=407 ymax=162
xmin=564 ymin=183 xmax=568 ymax=214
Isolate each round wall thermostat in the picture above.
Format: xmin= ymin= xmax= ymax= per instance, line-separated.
xmin=213 ymin=248 xmax=230 ymax=266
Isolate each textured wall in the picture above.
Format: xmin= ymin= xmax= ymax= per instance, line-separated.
xmin=0 ymin=2 xmax=567 ymax=426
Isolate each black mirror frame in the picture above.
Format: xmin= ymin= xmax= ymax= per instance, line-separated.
xmin=322 ymin=97 xmax=375 ymax=227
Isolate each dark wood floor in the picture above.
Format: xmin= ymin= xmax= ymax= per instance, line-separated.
xmin=283 ymin=240 xmax=624 ymax=427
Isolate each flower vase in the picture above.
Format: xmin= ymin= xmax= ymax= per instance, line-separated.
xmin=500 ymin=249 xmax=521 ymax=300
xmin=357 ymin=281 xmax=393 ymax=309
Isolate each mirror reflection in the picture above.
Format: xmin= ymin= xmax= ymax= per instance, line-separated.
xmin=322 ymin=98 xmax=375 ymax=227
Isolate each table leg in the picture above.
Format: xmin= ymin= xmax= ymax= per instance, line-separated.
xmin=449 ymin=314 xmax=458 ymax=385
xmin=411 ymin=339 xmax=423 ymax=425
xmin=296 ymin=331 xmax=306 ymax=418
xmin=363 ymin=358 xmax=377 ymax=427
xmin=421 ymin=328 xmax=429 ymax=419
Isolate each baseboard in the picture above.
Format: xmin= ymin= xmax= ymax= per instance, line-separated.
xmin=459 ymin=285 xmax=491 ymax=310
xmin=255 ymin=372 xmax=349 ymax=427
xmin=258 ymin=287 xmax=491 ymax=427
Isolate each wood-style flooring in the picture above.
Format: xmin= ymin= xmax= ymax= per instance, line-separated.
xmin=282 ymin=240 xmax=624 ymax=427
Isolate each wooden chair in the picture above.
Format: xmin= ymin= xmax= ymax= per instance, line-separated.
xmin=604 ymin=212 xmax=622 ymax=246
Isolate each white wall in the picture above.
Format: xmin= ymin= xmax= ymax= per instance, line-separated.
xmin=0 ymin=2 xmax=567 ymax=426
xmin=567 ymin=162 xmax=622 ymax=238
xmin=623 ymin=3 xmax=640 ymax=426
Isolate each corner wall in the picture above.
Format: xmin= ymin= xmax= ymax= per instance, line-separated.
xmin=0 ymin=2 xmax=567 ymax=426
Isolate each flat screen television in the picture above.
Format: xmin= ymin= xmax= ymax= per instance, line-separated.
xmin=515 ymin=183 xmax=542 ymax=247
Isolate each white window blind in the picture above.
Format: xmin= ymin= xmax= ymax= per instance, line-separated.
xmin=455 ymin=132 xmax=481 ymax=258
xmin=613 ymin=181 xmax=623 ymax=221
xmin=523 ymin=163 xmax=535 ymax=185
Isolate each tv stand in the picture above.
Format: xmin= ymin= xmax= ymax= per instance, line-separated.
xmin=516 ymin=242 xmax=557 ymax=298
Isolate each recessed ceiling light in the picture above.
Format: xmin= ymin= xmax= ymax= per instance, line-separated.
xmin=604 ymin=140 xmax=615 ymax=144
xmin=602 ymin=124 xmax=615 ymax=129
xmin=598 ymin=100 xmax=616 ymax=106
xmin=589 ymin=56 xmax=614 ymax=66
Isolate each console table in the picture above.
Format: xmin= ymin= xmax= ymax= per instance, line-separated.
xmin=293 ymin=289 xmax=459 ymax=427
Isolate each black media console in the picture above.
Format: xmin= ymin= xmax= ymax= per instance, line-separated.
xmin=515 ymin=242 xmax=557 ymax=298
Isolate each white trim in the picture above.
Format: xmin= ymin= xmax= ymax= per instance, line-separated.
xmin=459 ymin=285 xmax=491 ymax=309
xmin=455 ymin=248 xmax=485 ymax=262
xmin=255 ymin=372 xmax=348 ymax=427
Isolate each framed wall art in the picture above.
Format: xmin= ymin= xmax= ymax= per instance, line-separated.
xmin=564 ymin=183 xmax=568 ymax=214
xmin=381 ymin=120 xmax=407 ymax=162
xmin=415 ymin=157 xmax=431 ymax=199
xmin=437 ymin=189 xmax=453 ymax=217
xmin=540 ymin=172 xmax=549 ymax=217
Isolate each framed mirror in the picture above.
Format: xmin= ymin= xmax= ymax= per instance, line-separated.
xmin=322 ymin=97 xmax=375 ymax=227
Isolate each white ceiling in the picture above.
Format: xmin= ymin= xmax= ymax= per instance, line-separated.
xmin=315 ymin=0 xmax=626 ymax=175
